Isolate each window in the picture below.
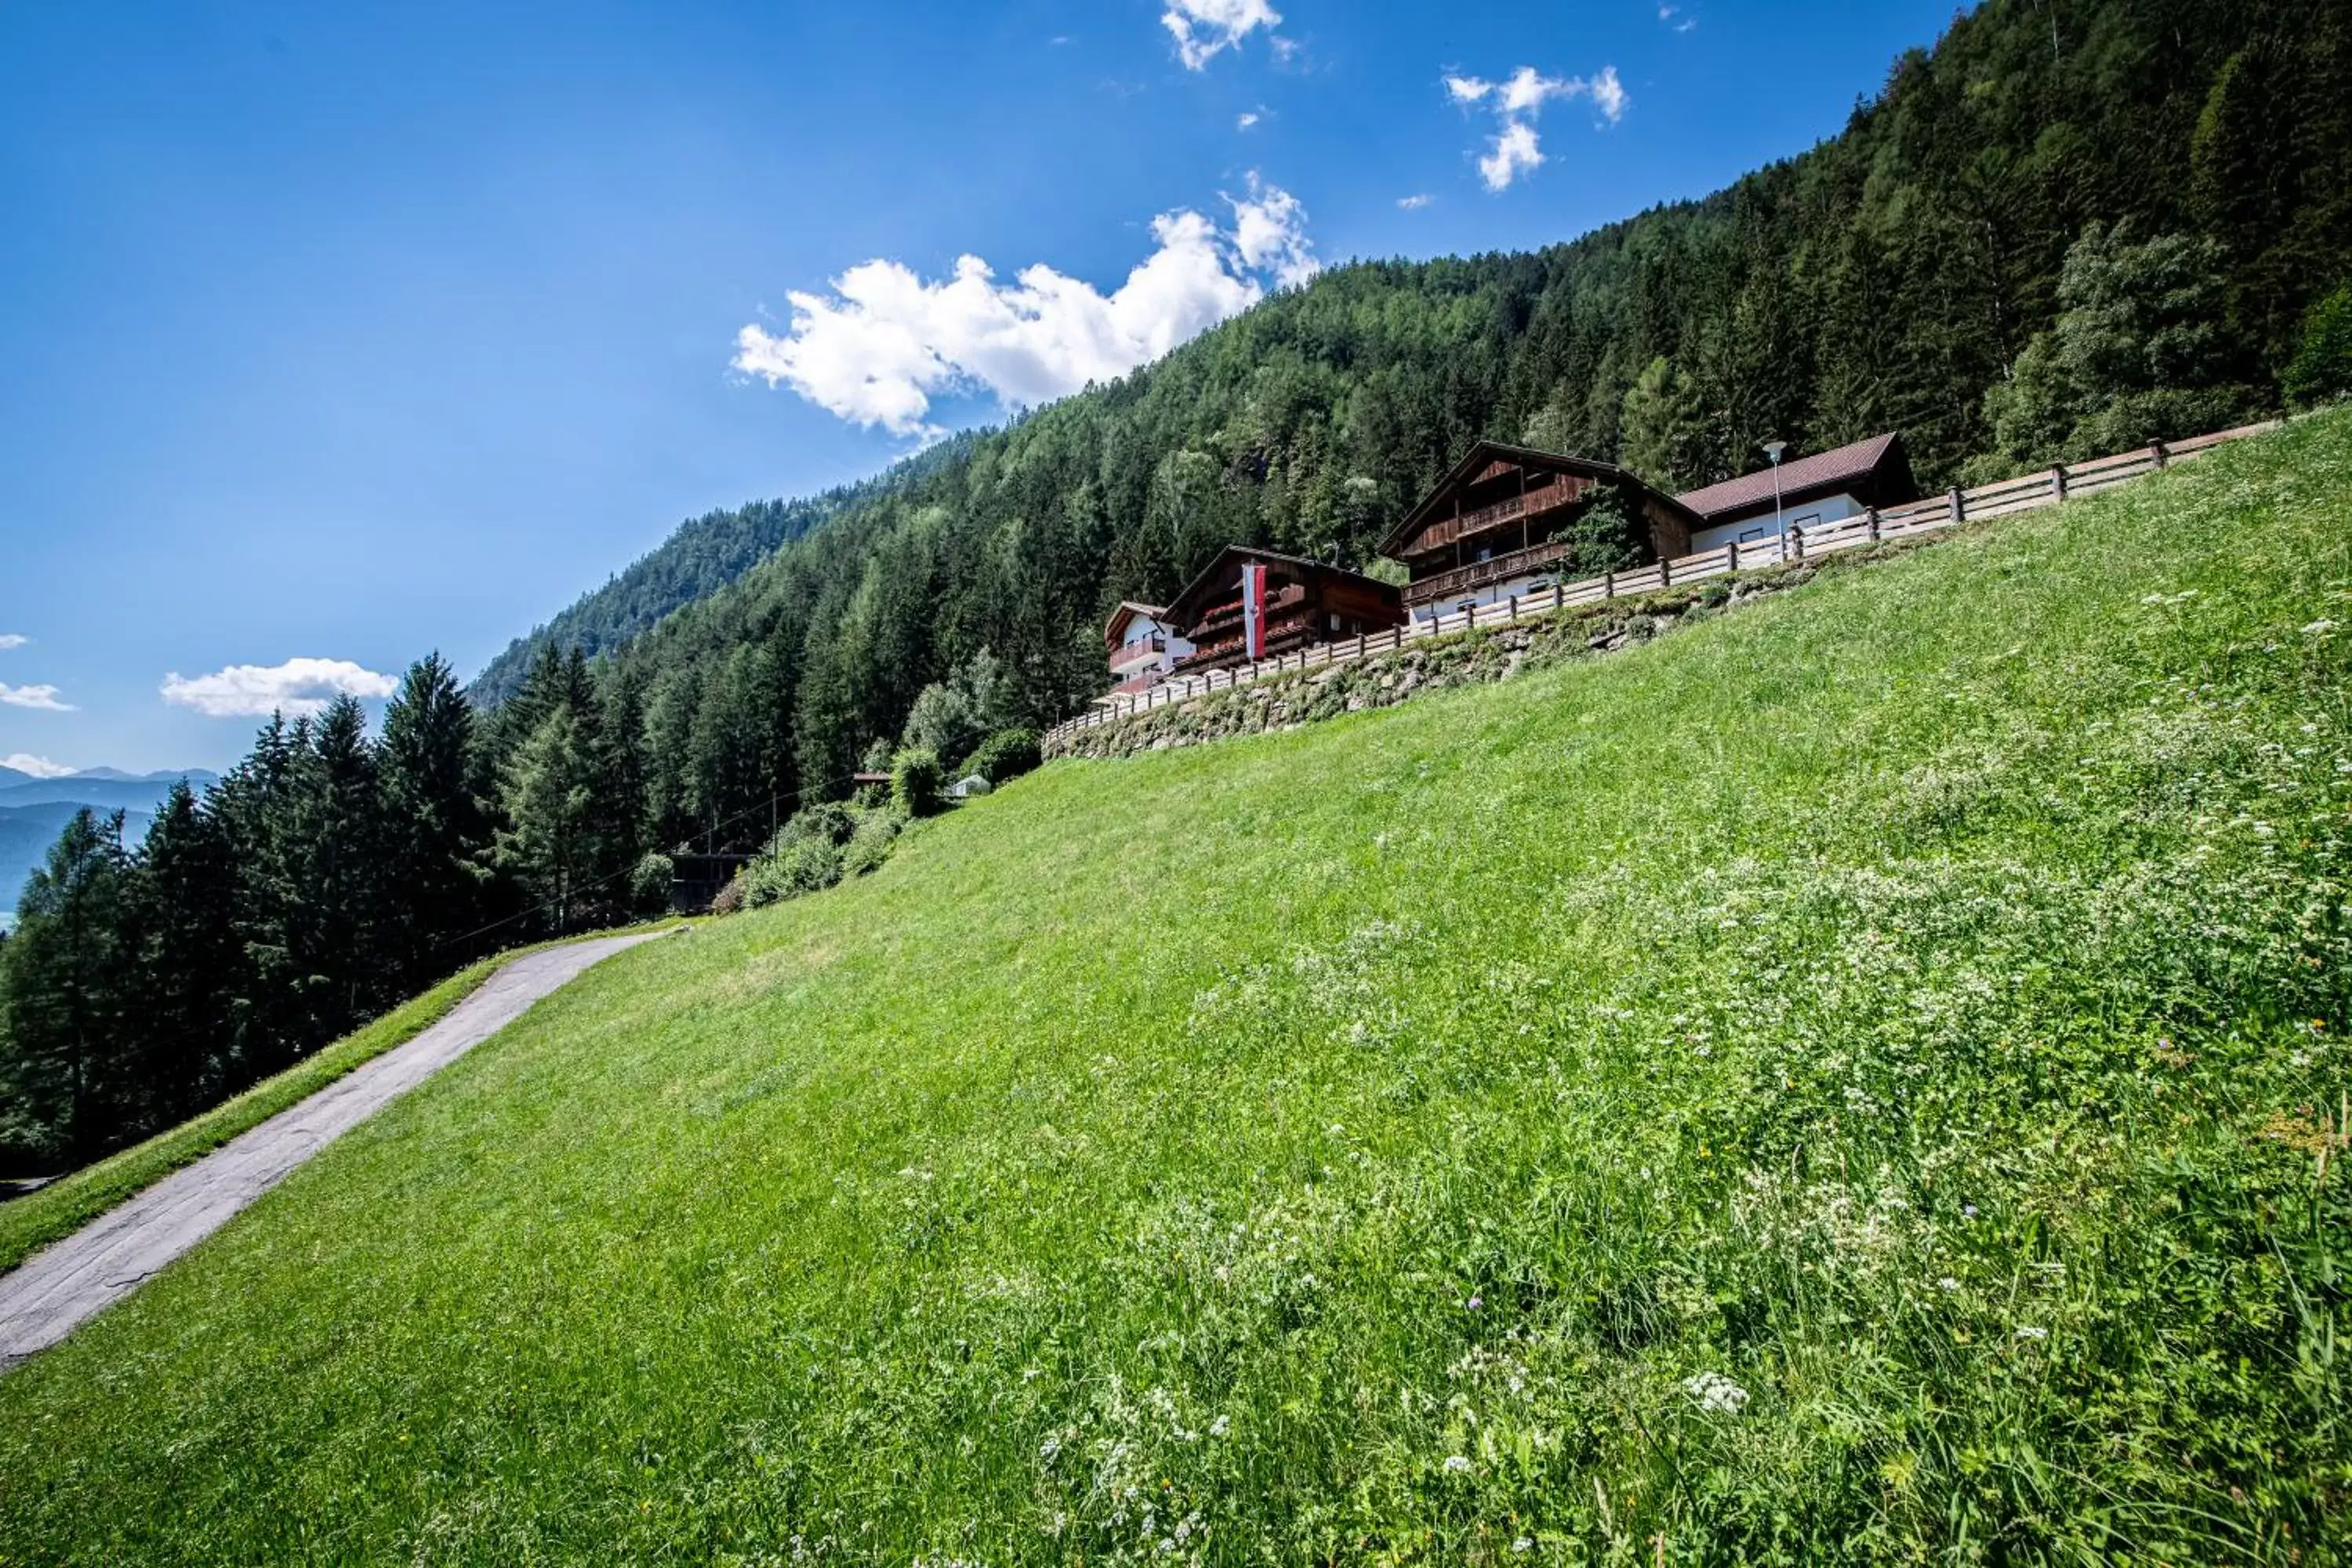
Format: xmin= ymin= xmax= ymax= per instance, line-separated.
xmin=1330 ymin=612 xmax=1342 ymax=631
xmin=1475 ymin=546 xmax=1492 ymax=562
xmin=1791 ymin=513 xmax=1820 ymax=530
xmin=1738 ymin=525 xmax=1770 ymax=543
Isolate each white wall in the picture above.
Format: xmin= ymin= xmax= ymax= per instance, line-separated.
xmin=1689 ymin=492 xmax=1862 ymax=554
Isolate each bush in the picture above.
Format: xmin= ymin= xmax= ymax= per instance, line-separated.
xmin=743 ymin=837 xmax=844 ymax=909
xmin=965 ymin=728 xmax=1042 ymax=785
xmin=841 ymin=811 xmax=903 ymax=878
xmin=708 ymin=870 xmax=749 ymax=916
xmin=2286 ymin=283 xmax=2352 ymax=408
xmin=629 ymin=851 xmax=675 ymax=913
xmin=777 ymin=801 xmax=858 ymax=850
xmin=891 ymin=748 xmax=946 ymax=818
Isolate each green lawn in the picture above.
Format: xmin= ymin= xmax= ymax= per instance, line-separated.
xmin=2 ymin=416 xmax=2347 ymax=1564
xmin=0 ymin=925 xmax=676 ymax=1278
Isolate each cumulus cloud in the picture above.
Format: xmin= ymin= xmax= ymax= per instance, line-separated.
xmin=1163 ymin=0 xmax=1282 ymax=70
xmin=734 ymin=179 xmax=1317 ymax=438
xmin=159 ymin=658 xmax=398 ymax=719
xmin=0 ymin=682 xmax=73 ymax=712
xmin=0 ymin=753 xmax=74 ymax=779
xmin=1397 ymin=193 xmax=1435 ymax=210
xmin=1236 ymin=110 xmax=1261 ymax=130
xmin=0 ymin=634 xmax=26 ymax=651
xmin=1446 ymin=64 xmax=1628 ymax=191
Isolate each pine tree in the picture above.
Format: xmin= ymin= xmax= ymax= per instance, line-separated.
xmin=0 ymin=811 xmax=133 ymax=1165
xmin=123 ymin=782 xmax=241 ymax=1132
xmin=379 ymin=653 xmax=489 ymax=982
xmin=497 ymin=706 xmax=601 ymax=931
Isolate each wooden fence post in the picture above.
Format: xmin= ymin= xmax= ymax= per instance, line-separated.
xmin=2151 ymin=439 xmax=2169 ymax=470
xmin=1604 ymin=570 xmax=1616 ymax=600
xmin=1947 ymin=487 xmax=1964 ymax=525
xmin=1791 ymin=524 xmax=1806 ymax=561
xmin=1867 ymin=506 xmax=1881 ymax=543
xmin=1726 ymin=539 xmax=1740 ymax=573
xmin=2053 ymin=463 xmax=2067 ymax=503
xmin=1659 ymin=557 xmax=1672 ymax=588
xmin=1552 ymin=583 xmax=1564 ymax=611
xmin=1508 ymin=594 xmax=1519 ymax=622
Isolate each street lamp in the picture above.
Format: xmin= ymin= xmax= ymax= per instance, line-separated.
xmin=1762 ymin=440 xmax=1788 ymax=538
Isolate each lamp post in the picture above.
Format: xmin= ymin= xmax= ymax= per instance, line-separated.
xmin=1762 ymin=439 xmax=1788 ymax=538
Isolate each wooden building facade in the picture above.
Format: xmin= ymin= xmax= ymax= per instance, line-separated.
xmin=1377 ymin=442 xmax=1703 ymax=619
xmin=1163 ymin=546 xmax=1406 ymax=676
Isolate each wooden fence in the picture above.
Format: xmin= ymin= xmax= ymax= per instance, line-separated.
xmin=1044 ymin=420 xmax=2285 ymax=749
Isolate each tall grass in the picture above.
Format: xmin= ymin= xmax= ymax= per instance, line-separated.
xmin=1 ymin=418 xmax=2347 ymax=1564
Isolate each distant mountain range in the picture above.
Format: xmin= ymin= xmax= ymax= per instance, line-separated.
xmin=0 ymin=768 xmax=217 ymax=930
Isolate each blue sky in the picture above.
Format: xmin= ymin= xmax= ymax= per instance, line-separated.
xmin=0 ymin=0 xmax=1957 ymax=774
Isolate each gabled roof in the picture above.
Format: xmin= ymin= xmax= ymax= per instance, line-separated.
xmin=1103 ymin=600 xmax=1170 ymax=651
xmin=1674 ymin=433 xmax=1911 ymax=521
xmin=1378 ymin=441 xmax=1703 ymax=559
xmin=1163 ymin=545 xmax=1392 ymax=629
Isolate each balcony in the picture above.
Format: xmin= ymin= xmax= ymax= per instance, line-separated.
xmin=1109 ymin=633 xmax=1167 ymax=673
xmin=1403 ymin=475 xmax=1582 ymax=559
xmin=1405 ymin=538 xmax=1572 ymax=606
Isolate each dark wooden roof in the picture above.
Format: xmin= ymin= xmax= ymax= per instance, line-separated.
xmin=1378 ymin=441 xmax=1704 ymax=559
xmin=1163 ymin=545 xmax=1399 ymax=630
xmin=1673 ymin=433 xmax=1915 ymax=521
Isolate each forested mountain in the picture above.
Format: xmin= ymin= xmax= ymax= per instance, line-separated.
xmin=469 ymin=434 xmax=979 ymax=706
xmin=492 ymin=0 xmax=2352 ymax=859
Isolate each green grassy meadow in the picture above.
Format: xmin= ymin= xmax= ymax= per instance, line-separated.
xmin=0 ymin=926 xmax=676 ymax=1278
xmin=2 ymin=418 xmax=2349 ymax=1564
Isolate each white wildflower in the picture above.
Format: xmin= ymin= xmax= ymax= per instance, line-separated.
xmin=1443 ymin=1455 xmax=1472 ymax=1474
xmin=2015 ymin=1325 xmax=2048 ymax=1341
xmin=1682 ymin=1370 xmax=1749 ymax=1414
xmin=2303 ymin=619 xmax=2338 ymax=636
xmin=1513 ymin=1538 xmax=1534 ymax=1554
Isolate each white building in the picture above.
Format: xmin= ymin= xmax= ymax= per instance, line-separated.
xmin=1096 ymin=601 xmax=1195 ymax=706
xmin=1675 ymin=432 xmax=1917 ymax=554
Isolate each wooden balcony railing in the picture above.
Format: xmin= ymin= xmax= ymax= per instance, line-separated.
xmin=1406 ymin=538 xmax=1572 ymax=605
xmin=1405 ymin=475 xmax=1582 ymax=558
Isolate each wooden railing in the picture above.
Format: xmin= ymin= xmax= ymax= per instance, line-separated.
xmin=1407 ymin=538 xmax=1572 ymax=606
xmin=1044 ymin=421 xmax=2285 ymax=750
xmin=1406 ymin=475 xmax=1581 ymax=558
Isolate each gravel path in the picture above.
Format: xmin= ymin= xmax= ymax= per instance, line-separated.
xmin=0 ymin=931 xmax=668 ymax=1368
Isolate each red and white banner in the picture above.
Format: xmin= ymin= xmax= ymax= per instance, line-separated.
xmin=1240 ymin=562 xmax=1267 ymax=661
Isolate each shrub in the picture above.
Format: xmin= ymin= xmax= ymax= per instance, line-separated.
xmin=841 ymin=811 xmax=903 ymax=878
xmin=965 ymin=728 xmax=1042 ymax=785
xmin=777 ymin=801 xmax=858 ymax=850
xmin=707 ymin=870 xmax=749 ymax=916
xmin=2286 ymin=283 xmax=2352 ymax=408
xmin=629 ymin=851 xmax=675 ymax=913
xmin=891 ymin=748 xmax=946 ymax=818
xmin=743 ymin=837 xmax=844 ymax=909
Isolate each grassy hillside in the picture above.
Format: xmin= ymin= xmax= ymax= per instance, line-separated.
xmin=3 ymin=416 xmax=2348 ymax=1563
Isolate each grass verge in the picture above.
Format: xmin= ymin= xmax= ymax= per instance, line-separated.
xmin=0 ymin=924 xmax=675 ymax=1276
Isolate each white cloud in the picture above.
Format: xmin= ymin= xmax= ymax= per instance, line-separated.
xmin=1660 ymin=5 xmax=1697 ymax=31
xmin=0 ymin=753 xmax=74 ymax=779
xmin=0 ymin=634 xmax=26 ymax=652
xmin=1397 ymin=193 xmax=1435 ymax=211
xmin=1163 ymin=0 xmax=1280 ymax=71
xmin=1447 ymin=62 xmax=1628 ymax=192
xmin=1228 ymin=174 xmax=1318 ymax=288
xmin=0 ymin=682 xmax=73 ymax=713
xmin=159 ymin=658 xmax=397 ymax=719
xmin=1236 ymin=110 xmax=1260 ymax=130
xmin=1479 ymin=122 xmax=1545 ymax=192
xmin=734 ymin=180 xmax=1316 ymax=438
